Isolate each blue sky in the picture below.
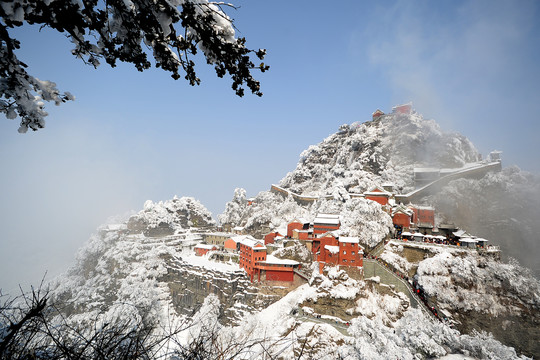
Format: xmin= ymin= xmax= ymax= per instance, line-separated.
xmin=1 ymin=0 xmax=540 ymax=293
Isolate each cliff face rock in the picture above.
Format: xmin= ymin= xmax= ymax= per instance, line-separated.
xmin=456 ymin=309 xmax=540 ymax=358
xmin=162 ymin=258 xmax=280 ymax=325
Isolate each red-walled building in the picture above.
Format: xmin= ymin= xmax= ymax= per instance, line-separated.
xmin=392 ymin=205 xmax=414 ymax=229
xmin=238 ymin=238 xmax=267 ymax=281
xmin=392 ymin=102 xmax=412 ymax=114
xmin=313 ymin=232 xmax=338 ymax=256
xmin=264 ymin=231 xmax=283 ymax=245
xmin=372 ymin=109 xmax=385 ymax=120
xmin=287 ymin=218 xmax=309 ymax=238
xmin=224 ymin=237 xmax=238 ymax=251
xmin=364 ymin=186 xmax=392 ymax=206
xmin=318 ymin=236 xmax=363 ymax=272
xmin=225 ymin=234 xmax=257 ymax=252
xmin=194 ymin=244 xmax=218 ymax=256
xmin=313 ymin=214 xmax=340 ymax=237
xmin=255 ymin=255 xmax=300 ymax=282
xmin=337 ymin=237 xmax=363 ymax=267
xmin=237 ymin=237 xmax=302 ymax=282
xmin=410 ymin=205 xmax=435 ymax=228
xmin=292 ymin=229 xmax=311 ymax=240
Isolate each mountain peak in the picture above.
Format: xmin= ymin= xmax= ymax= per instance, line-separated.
xmin=280 ymin=108 xmax=480 ymax=197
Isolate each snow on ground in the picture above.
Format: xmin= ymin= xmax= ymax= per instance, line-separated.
xmin=220 ymin=269 xmax=528 ymax=360
xmin=381 ymin=240 xmax=540 ymax=323
xmin=182 ymin=252 xmax=239 ymax=273
xmin=347 ymin=289 xmax=404 ymax=324
xmin=438 ymin=355 xmax=477 ymax=360
xmin=417 ymin=250 xmax=540 ymax=316
xmin=341 ymin=308 xmax=527 ymax=360
xmin=381 ymin=243 xmax=414 ymax=274
xmin=50 ymin=224 xmax=531 ymax=360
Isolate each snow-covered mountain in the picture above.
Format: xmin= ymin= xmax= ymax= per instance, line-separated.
xmin=220 ymin=109 xmax=539 ymax=275
xmin=10 ymin=108 xmax=539 ymax=359
xmin=279 ymin=110 xmax=479 ymax=196
xmin=218 ymin=110 xmax=480 ymax=241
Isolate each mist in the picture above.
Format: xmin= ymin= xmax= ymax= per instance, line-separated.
xmin=363 ymin=0 xmax=540 ymax=172
xmin=0 ymin=122 xmax=144 ymax=293
xmin=426 ymin=167 xmax=540 ymax=278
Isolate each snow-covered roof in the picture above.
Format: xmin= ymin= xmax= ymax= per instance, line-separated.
xmin=460 ymin=237 xmax=478 ymax=243
xmin=324 ymin=245 xmax=339 ymax=254
xmin=230 ymin=234 xmax=256 ymax=242
xmin=453 ymin=229 xmax=469 ymax=237
xmin=320 ymin=230 xmax=341 ymax=238
xmin=475 ymin=238 xmax=489 ymax=242
xmin=411 ymin=205 xmax=435 ymax=211
xmin=265 ymin=230 xmax=284 ymax=237
xmin=392 ymin=102 xmax=412 ymax=112
xmin=401 ymin=231 xmax=413 ymax=236
xmin=194 ymin=243 xmax=217 ymax=250
xmin=412 ymin=232 xmax=424 ymax=237
xmin=314 ymin=216 xmax=340 ymax=225
xmin=339 ymin=236 xmax=359 ymax=244
xmin=205 ymin=232 xmax=235 ymax=237
xmin=261 ymin=255 xmax=299 ymax=266
xmin=290 ymin=217 xmax=309 ymax=224
xmin=237 ymin=236 xmax=266 ymax=249
xmin=316 ymin=213 xmax=340 ymax=219
xmin=392 ymin=205 xmax=413 ymax=216
xmin=233 ymin=226 xmax=245 ymax=231
xmin=364 ymin=186 xmax=392 ymax=196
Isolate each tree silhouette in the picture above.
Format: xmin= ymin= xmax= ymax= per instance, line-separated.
xmin=0 ymin=0 xmax=268 ymax=132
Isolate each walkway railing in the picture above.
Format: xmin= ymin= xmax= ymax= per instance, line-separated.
xmin=293 ymin=269 xmax=311 ymax=281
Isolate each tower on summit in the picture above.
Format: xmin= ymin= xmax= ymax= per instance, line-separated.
xmin=392 ymin=102 xmax=413 ymax=114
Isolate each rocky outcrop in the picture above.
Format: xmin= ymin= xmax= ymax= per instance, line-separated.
xmin=127 ymin=196 xmax=216 ymax=236
xmin=162 ymin=256 xmax=284 ymax=326
xmin=455 ymin=309 xmax=540 ymax=358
